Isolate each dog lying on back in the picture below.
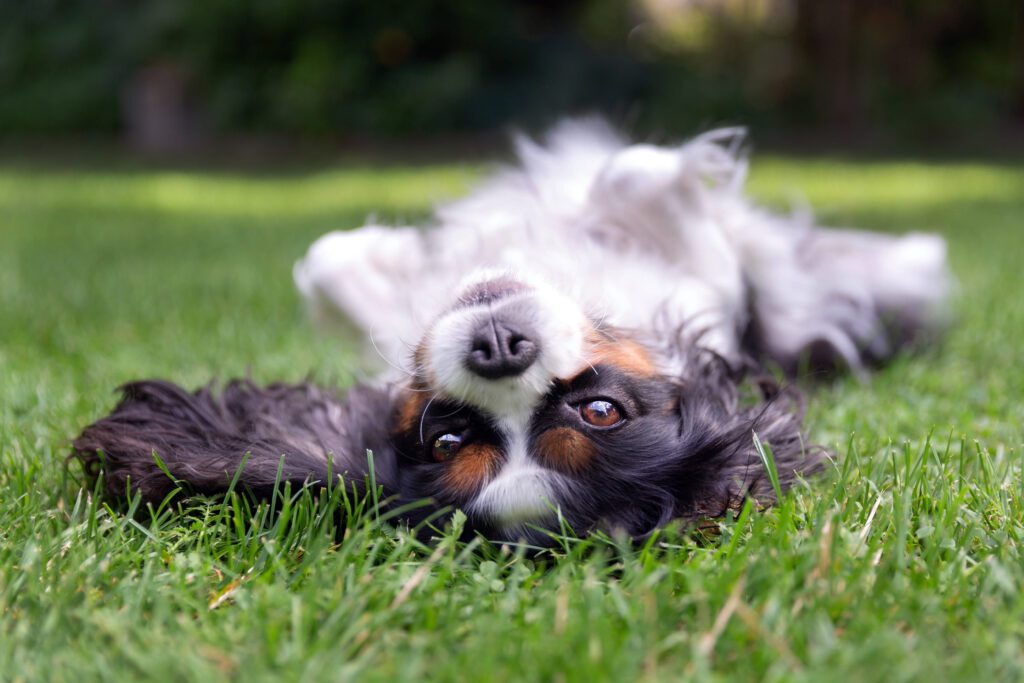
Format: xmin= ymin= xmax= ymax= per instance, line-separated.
xmin=74 ymin=121 xmax=950 ymax=544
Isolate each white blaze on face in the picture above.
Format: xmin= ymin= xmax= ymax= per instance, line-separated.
xmin=421 ymin=270 xmax=589 ymax=531
xmin=470 ymin=414 xmax=557 ymax=530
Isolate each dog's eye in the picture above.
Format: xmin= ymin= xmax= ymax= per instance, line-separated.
xmin=579 ymin=399 xmax=623 ymax=428
xmin=431 ymin=433 xmax=464 ymax=462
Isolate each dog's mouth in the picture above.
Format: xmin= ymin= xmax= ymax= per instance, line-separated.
xmin=414 ymin=271 xmax=591 ymax=419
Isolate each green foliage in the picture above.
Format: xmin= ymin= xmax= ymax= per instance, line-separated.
xmin=0 ymin=1 xmax=1018 ymax=137
xmin=0 ymin=0 xmax=639 ymax=135
xmin=2 ymin=155 xmax=1023 ymax=680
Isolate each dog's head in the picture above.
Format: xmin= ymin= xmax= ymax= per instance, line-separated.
xmin=387 ymin=270 xmax=818 ymax=543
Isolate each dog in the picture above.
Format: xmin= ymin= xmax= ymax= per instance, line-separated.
xmin=73 ymin=120 xmax=950 ymax=544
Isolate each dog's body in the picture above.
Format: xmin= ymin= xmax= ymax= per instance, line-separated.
xmin=296 ymin=121 xmax=947 ymax=376
xmin=74 ymin=121 xmax=950 ymax=544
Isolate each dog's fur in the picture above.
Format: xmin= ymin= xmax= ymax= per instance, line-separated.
xmin=73 ymin=121 xmax=950 ymax=544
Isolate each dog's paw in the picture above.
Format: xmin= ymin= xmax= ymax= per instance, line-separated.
xmin=294 ymin=225 xmax=426 ymax=334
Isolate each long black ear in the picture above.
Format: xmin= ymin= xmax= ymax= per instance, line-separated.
xmin=549 ymin=350 xmax=827 ymax=540
xmin=668 ymin=354 xmax=826 ymax=519
xmin=71 ymin=379 xmax=399 ymax=505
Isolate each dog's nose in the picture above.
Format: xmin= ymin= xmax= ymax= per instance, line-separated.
xmin=466 ymin=319 xmax=539 ymax=379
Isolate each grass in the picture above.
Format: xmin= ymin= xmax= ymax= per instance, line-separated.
xmin=2 ymin=151 xmax=1023 ymax=682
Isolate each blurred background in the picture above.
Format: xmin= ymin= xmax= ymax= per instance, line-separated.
xmin=2 ymin=0 xmax=1021 ymax=156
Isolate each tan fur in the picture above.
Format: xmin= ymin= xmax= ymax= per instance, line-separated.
xmin=559 ymin=330 xmax=657 ymax=382
xmin=395 ymin=392 xmax=428 ymax=434
xmin=443 ymin=442 xmax=501 ymax=496
xmin=536 ymin=427 xmax=597 ymax=474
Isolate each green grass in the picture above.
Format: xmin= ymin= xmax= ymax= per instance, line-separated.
xmin=2 ymin=153 xmax=1023 ymax=682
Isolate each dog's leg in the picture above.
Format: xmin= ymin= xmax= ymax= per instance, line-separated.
xmin=71 ymin=380 xmax=398 ymax=505
xmin=294 ymin=225 xmax=432 ymax=370
xmin=585 ymin=138 xmax=751 ymax=357
xmin=586 ymin=134 xmax=950 ymax=372
xmin=735 ymin=216 xmax=951 ymax=373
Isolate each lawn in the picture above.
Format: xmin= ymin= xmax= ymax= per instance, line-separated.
xmin=1 ymin=150 xmax=1022 ymax=682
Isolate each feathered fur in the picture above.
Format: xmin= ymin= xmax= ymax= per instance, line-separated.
xmin=74 ymin=380 xmax=397 ymax=503
xmin=72 ymin=352 xmax=818 ymax=543
xmin=71 ymin=120 xmax=948 ymax=544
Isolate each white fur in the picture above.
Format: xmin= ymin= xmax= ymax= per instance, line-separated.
xmin=470 ymin=414 xmax=562 ymax=531
xmin=295 ymin=119 xmax=950 ymax=378
xmin=424 ymin=273 xmax=588 ymax=418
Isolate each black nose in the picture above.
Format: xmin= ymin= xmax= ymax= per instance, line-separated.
xmin=466 ymin=319 xmax=540 ymax=379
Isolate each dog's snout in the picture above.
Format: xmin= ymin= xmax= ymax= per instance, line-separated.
xmin=466 ymin=318 xmax=539 ymax=379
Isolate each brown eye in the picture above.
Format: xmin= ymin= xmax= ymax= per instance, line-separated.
xmin=579 ymin=400 xmax=623 ymax=428
xmin=431 ymin=433 xmax=464 ymax=462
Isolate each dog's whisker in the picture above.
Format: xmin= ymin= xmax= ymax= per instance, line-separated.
xmin=368 ymin=326 xmax=416 ymax=378
xmin=402 ymin=384 xmax=436 ymax=394
xmin=417 ymin=393 xmax=438 ymax=445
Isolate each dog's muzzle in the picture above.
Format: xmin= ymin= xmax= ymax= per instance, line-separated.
xmin=420 ymin=270 xmax=588 ymax=418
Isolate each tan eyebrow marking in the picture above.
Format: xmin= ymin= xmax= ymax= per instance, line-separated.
xmin=536 ymin=427 xmax=597 ymax=474
xmin=561 ymin=331 xmax=657 ymax=383
xmin=395 ymin=392 xmax=429 ymax=435
xmin=589 ymin=338 xmax=657 ymax=376
xmin=442 ymin=443 xmax=501 ymax=496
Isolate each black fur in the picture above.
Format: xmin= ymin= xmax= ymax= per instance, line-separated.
xmin=553 ymin=355 xmax=819 ymax=538
xmin=71 ymin=353 xmax=823 ymax=544
xmin=73 ymin=380 xmax=398 ymax=503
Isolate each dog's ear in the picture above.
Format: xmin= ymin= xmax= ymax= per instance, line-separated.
xmin=294 ymin=225 xmax=430 ymax=371
xmin=664 ymin=355 xmax=825 ymax=521
xmin=563 ymin=353 xmax=825 ymax=539
xmin=71 ymin=379 xmax=400 ymax=505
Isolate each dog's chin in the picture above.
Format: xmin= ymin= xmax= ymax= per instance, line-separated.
xmin=470 ymin=465 xmax=561 ymax=533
